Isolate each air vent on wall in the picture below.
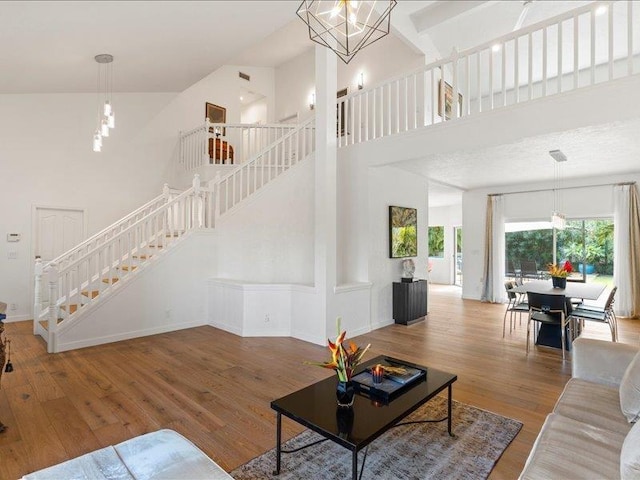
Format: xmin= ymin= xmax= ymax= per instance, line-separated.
xmin=239 ymin=71 xmax=250 ymax=82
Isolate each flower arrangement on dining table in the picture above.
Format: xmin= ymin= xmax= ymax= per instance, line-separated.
xmin=548 ymin=260 xmax=573 ymax=278
xmin=306 ymin=317 xmax=370 ymax=382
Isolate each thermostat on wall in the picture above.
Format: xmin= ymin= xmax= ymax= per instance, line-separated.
xmin=7 ymin=233 xmax=21 ymax=242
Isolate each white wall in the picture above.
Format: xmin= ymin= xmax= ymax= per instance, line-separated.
xmin=241 ymin=98 xmax=268 ymax=124
xmin=429 ymin=204 xmax=463 ymax=284
xmin=462 ymin=172 xmax=640 ymax=300
xmin=273 ymin=33 xmax=424 ymax=125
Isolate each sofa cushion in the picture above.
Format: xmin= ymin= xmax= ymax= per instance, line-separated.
xmin=620 ymin=351 xmax=640 ymax=423
xmin=519 ymin=413 xmax=626 ymax=480
xmin=114 ymin=429 xmax=232 ymax=480
xmin=621 ymin=420 xmax=640 ymax=480
xmin=22 ymin=446 xmax=134 ymax=480
xmin=553 ymin=378 xmax=631 ymax=434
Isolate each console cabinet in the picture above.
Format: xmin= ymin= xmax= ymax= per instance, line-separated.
xmin=393 ymin=280 xmax=428 ymax=325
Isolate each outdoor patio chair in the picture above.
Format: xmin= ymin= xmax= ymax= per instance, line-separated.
xmin=520 ymin=260 xmax=541 ymax=280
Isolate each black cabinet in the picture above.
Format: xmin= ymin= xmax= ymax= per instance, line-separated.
xmin=393 ymin=280 xmax=428 ymax=325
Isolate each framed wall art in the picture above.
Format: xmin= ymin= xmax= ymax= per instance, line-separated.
xmin=389 ymin=206 xmax=418 ymax=258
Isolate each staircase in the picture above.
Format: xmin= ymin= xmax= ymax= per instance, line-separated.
xmin=34 ymin=117 xmax=316 ymax=353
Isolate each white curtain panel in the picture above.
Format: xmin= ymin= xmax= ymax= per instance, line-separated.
xmin=481 ymin=195 xmax=505 ymax=303
xmin=614 ymin=184 xmax=632 ymax=316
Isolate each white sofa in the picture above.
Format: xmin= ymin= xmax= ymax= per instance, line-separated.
xmin=22 ymin=429 xmax=233 ymax=480
xmin=519 ymin=337 xmax=640 ymax=479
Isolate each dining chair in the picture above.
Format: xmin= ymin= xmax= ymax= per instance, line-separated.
xmin=520 ymin=260 xmax=541 ymax=280
xmin=526 ymin=292 xmax=572 ymax=360
xmin=569 ymin=286 xmax=618 ymax=342
xmin=503 ymin=281 xmax=529 ymax=337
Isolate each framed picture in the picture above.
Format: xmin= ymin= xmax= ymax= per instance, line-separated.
xmin=437 ymin=80 xmax=463 ymax=120
xmin=389 ymin=206 xmax=418 ymax=258
xmin=205 ymin=102 xmax=226 ymax=135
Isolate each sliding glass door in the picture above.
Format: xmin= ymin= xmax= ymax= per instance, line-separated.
xmin=505 ymin=218 xmax=613 ymax=285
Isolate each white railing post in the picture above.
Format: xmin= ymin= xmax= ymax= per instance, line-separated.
xmin=204 ymin=119 xmax=211 ymax=165
xmin=33 ymin=257 xmax=43 ymax=334
xmin=47 ymin=264 xmax=58 ymax=353
xmin=192 ymin=174 xmax=203 ymax=228
xmin=214 ymin=172 xmax=221 ymax=222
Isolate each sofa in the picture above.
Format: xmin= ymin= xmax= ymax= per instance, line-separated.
xmin=519 ymin=337 xmax=640 ymax=479
xmin=22 ymin=429 xmax=233 ymax=480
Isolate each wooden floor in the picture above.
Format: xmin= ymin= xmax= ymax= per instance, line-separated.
xmin=1 ymin=285 xmax=638 ymax=480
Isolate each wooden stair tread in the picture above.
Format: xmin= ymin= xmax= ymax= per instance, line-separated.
xmin=117 ymin=265 xmax=138 ymax=272
xmin=102 ymin=277 xmax=119 ymax=284
xmin=60 ymin=304 xmax=79 ymax=314
xmin=148 ymin=245 xmax=164 ymax=248
xmin=133 ymin=254 xmax=153 ymax=260
xmin=81 ymin=290 xmax=100 ymax=299
xmin=39 ymin=319 xmax=63 ymax=331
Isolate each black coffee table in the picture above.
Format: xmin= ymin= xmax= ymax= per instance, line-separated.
xmin=271 ymin=356 xmax=457 ymax=480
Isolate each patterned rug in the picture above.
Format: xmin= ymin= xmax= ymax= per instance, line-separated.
xmin=231 ymin=396 xmax=523 ymax=480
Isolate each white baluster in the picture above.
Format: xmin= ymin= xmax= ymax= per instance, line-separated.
xmin=33 ymin=257 xmax=43 ymax=333
xmin=193 ymin=174 xmax=203 ymax=228
xmin=47 ymin=264 xmax=59 ymax=353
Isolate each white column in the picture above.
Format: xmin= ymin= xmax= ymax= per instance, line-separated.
xmin=314 ymin=45 xmax=338 ymax=342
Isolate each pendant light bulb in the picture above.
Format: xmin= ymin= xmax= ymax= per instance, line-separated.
xmin=104 ymin=100 xmax=112 ymax=116
xmin=107 ymin=111 xmax=115 ymax=129
xmin=101 ymin=119 xmax=109 ymax=137
xmin=93 ymin=131 xmax=102 ymax=152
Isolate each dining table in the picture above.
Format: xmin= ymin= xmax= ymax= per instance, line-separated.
xmin=510 ymin=280 xmax=607 ymax=349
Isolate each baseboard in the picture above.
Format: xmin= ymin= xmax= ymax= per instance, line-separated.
xmin=291 ymin=329 xmax=326 ymax=346
xmin=208 ymin=320 xmax=242 ymax=336
xmin=56 ymin=319 xmax=206 ymax=352
xmin=370 ymin=319 xmax=394 ymax=330
xmin=3 ymin=314 xmax=31 ymax=323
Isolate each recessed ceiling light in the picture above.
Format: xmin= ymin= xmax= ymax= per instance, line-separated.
xmin=492 ymin=44 xmax=501 ymax=52
xmin=240 ymin=96 xmax=243 ymax=101
xmin=595 ymin=4 xmax=607 ymax=16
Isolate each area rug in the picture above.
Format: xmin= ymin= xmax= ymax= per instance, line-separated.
xmin=231 ymin=396 xmax=523 ymax=480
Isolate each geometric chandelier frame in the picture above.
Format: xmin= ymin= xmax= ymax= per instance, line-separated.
xmin=297 ymin=1 xmax=398 ymax=64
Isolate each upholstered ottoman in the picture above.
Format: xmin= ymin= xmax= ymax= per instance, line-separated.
xmin=22 ymin=429 xmax=232 ymax=480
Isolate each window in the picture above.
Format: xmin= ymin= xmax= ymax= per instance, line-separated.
xmin=428 ymin=226 xmax=444 ymax=258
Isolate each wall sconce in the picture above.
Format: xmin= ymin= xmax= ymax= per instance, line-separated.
xmin=309 ymin=92 xmax=315 ymax=110
xmin=214 ymin=126 xmax=221 ymax=138
xmin=358 ymin=72 xmax=364 ymax=90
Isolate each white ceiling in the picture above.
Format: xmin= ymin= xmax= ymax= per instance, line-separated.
xmin=0 ymin=1 xmax=296 ymax=93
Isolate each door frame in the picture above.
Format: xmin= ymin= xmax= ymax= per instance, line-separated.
xmin=453 ymin=225 xmax=463 ymax=287
xmin=30 ymin=204 xmax=87 ymax=318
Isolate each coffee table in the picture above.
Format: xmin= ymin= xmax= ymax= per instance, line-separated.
xmin=271 ymin=356 xmax=457 ymax=480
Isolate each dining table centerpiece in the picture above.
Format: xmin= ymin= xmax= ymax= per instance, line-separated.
xmin=548 ymin=260 xmax=573 ymax=289
xmin=306 ymin=317 xmax=370 ymax=408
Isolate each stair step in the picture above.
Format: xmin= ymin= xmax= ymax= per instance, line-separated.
xmin=166 ymin=232 xmax=183 ymax=238
xmin=148 ymin=245 xmax=164 ymax=249
xmin=102 ymin=277 xmax=119 ymax=285
xmin=117 ymin=265 xmax=138 ymax=272
xmin=133 ymin=254 xmax=153 ymax=260
xmin=39 ymin=319 xmax=63 ymax=331
xmin=60 ymin=304 xmax=79 ymax=314
xmin=81 ymin=290 xmax=100 ymax=299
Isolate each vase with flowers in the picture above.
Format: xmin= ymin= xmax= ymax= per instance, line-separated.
xmin=306 ymin=317 xmax=370 ymax=408
xmin=548 ymin=260 xmax=573 ymax=289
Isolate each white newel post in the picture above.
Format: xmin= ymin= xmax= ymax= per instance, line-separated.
xmin=33 ymin=257 xmax=43 ymax=334
xmin=192 ymin=174 xmax=203 ymax=228
xmin=47 ymin=264 xmax=59 ymax=353
xmin=204 ymin=119 xmax=211 ymax=165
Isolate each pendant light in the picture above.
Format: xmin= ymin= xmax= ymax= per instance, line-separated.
xmin=93 ymin=54 xmax=115 ymax=152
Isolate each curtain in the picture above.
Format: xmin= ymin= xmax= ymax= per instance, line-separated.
xmin=613 ymin=184 xmax=640 ymax=318
xmin=481 ymin=195 xmax=505 ymax=303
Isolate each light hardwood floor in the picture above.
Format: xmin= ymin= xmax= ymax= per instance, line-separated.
xmin=1 ymin=285 xmax=638 ymax=480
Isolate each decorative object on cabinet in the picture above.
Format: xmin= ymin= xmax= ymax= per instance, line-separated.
xmin=389 ymin=206 xmax=417 ymax=258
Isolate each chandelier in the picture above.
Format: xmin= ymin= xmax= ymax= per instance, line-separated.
xmin=297 ymin=1 xmax=397 ymax=64
xmin=92 ymin=54 xmax=115 ymax=153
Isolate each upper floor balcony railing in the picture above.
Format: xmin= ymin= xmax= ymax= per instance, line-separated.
xmin=336 ymin=0 xmax=638 ymax=148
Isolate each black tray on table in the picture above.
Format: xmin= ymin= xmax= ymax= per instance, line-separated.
xmin=352 ymin=357 xmax=427 ymax=403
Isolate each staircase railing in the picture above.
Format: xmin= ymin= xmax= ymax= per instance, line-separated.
xmin=180 ymin=120 xmax=299 ymax=172
xmin=34 ymin=176 xmax=210 ymax=352
xmin=336 ymin=0 xmax=638 ymax=148
xmin=213 ymin=116 xmax=315 ymax=217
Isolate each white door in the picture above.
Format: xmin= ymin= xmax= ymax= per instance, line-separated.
xmin=35 ymin=207 xmax=85 ymax=261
